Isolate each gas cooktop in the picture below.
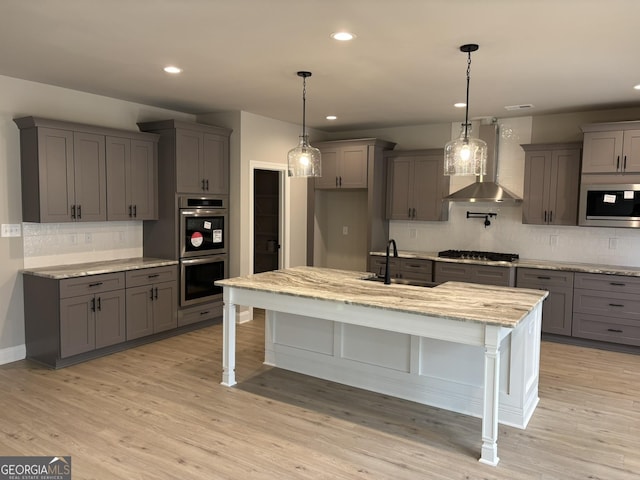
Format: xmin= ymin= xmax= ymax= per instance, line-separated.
xmin=438 ymin=250 xmax=519 ymax=262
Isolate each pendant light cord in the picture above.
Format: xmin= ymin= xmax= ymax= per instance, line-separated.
xmin=301 ymin=75 xmax=307 ymax=137
xmin=464 ymin=50 xmax=471 ymax=141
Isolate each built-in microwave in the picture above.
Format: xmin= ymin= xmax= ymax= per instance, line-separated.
xmin=579 ymin=183 xmax=640 ymax=227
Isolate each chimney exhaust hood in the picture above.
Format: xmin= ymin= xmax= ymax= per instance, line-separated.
xmin=445 ymin=123 xmax=522 ymax=203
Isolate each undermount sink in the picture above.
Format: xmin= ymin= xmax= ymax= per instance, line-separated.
xmin=362 ymin=276 xmax=438 ymax=288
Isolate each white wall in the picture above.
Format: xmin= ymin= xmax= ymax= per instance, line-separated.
xmin=0 ymin=75 xmax=195 ymax=363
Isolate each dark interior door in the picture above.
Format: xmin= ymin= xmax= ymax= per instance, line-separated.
xmin=253 ymin=169 xmax=280 ymax=273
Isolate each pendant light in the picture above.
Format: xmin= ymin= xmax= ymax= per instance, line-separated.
xmin=444 ymin=44 xmax=487 ymax=176
xmin=287 ymin=71 xmax=321 ymax=177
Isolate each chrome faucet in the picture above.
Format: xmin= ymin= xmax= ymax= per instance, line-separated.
xmin=384 ymin=239 xmax=398 ymax=285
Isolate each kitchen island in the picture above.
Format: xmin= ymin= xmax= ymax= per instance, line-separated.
xmin=216 ymin=266 xmax=547 ymax=466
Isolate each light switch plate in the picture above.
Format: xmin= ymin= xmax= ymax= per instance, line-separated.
xmin=1 ymin=224 xmax=21 ymax=237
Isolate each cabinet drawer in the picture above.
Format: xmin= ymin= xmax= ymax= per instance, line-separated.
xmin=517 ymin=268 xmax=574 ymax=288
xmin=434 ymin=262 xmax=514 ymax=287
xmin=574 ymin=272 xmax=640 ymax=295
xmin=573 ymin=313 xmax=640 ymax=346
xmin=126 ymin=266 xmax=177 ymax=288
xmin=178 ymin=301 xmax=223 ymax=326
xmin=399 ymin=258 xmax=433 ymax=280
xmin=59 ymin=272 xmax=125 ymax=299
xmin=368 ymin=256 xmax=399 ymax=276
xmin=573 ymin=289 xmax=640 ymax=320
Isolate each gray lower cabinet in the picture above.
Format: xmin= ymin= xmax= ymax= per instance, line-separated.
xmin=368 ymin=256 xmax=433 ymax=282
xmin=573 ymin=272 xmax=640 ymax=346
xmin=434 ymin=261 xmax=515 ymax=287
xmin=125 ymin=266 xmax=178 ymax=340
xmin=516 ymin=268 xmax=574 ymax=335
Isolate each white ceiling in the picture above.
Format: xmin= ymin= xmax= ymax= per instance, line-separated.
xmin=2 ymin=0 xmax=639 ymax=132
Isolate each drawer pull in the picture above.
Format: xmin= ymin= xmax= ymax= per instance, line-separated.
xmin=608 ymin=303 xmax=624 ymax=307
xmin=607 ymin=328 xmax=623 ymax=333
xmin=148 ymin=274 xmax=160 ymax=279
xmin=88 ymin=282 xmax=103 ymax=287
xmin=200 ymin=311 xmax=210 ymax=316
xmin=536 ymin=276 xmax=551 ymax=280
xmin=609 ymin=282 xmax=626 ymax=286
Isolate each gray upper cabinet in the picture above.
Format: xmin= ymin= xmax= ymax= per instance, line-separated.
xmin=385 ymin=149 xmax=449 ymax=221
xmin=581 ymin=122 xmax=640 ymax=174
xmin=14 ymin=117 xmax=158 ymax=223
xmin=138 ymin=120 xmax=231 ymax=195
xmin=521 ymin=143 xmax=581 ymax=225
xmin=106 ymin=136 xmax=157 ymax=220
xmin=315 ymin=144 xmax=368 ymax=189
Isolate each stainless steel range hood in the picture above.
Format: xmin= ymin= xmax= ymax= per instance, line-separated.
xmin=445 ymin=123 xmax=522 ymax=203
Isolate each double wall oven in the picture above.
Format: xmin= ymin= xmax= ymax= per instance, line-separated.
xmin=178 ymin=196 xmax=228 ymax=307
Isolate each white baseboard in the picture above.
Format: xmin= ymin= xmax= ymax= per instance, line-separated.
xmin=0 ymin=344 xmax=26 ymax=365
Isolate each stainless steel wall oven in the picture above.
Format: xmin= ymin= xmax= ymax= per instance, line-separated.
xmin=178 ymin=195 xmax=228 ymax=307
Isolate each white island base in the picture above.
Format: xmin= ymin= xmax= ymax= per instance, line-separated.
xmin=218 ymin=267 xmax=546 ymax=466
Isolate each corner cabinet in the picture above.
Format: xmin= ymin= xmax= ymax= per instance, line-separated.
xmin=14 ymin=116 xmax=159 ymax=223
xmin=385 ymin=149 xmax=450 ymax=221
xmin=581 ymin=122 xmax=640 ymax=174
xmin=314 ymin=143 xmax=368 ymax=189
xmin=138 ymin=120 xmax=232 ymax=195
xmin=521 ymin=143 xmax=581 ymax=225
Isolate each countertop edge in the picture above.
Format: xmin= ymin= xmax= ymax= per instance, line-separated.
xmin=21 ymin=257 xmax=179 ymax=279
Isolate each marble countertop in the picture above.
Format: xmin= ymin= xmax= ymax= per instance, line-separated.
xmin=21 ymin=257 xmax=178 ymax=279
xmin=216 ymin=266 xmax=548 ymax=328
xmin=371 ymin=250 xmax=640 ymax=276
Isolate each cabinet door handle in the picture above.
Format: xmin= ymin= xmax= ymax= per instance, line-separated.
xmin=408 ymin=208 xmax=411 ymax=218
xmin=205 ymin=179 xmax=210 ymax=191
xmin=90 ymin=298 xmax=96 ymax=312
xmin=336 ymin=176 xmax=339 ymax=187
xmin=537 ymin=276 xmax=551 ymax=280
xmin=608 ymin=303 xmax=624 ymax=307
xmin=616 ymin=155 xmax=620 ymax=171
xmin=610 ymin=282 xmax=626 ymax=286
xmin=77 ymin=205 xmax=82 ymax=219
xmin=133 ymin=205 xmax=137 ymax=217
xmin=339 ymin=176 xmax=342 ymax=187
xmin=544 ymin=210 xmax=547 ymax=223
xmin=412 ymin=208 xmax=416 ymax=218
xmin=549 ymin=211 xmax=553 ymax=223
xmin=88 ymin=282 xmax=103 ymax=287
xmin=607 ymin=328 xmax=623 ymax=333
xmin=150 ymin=287 xmax=154 ymax=300
xmin=201 ymin=179 xmax=206 ymax=191
xmin=154 ymin=287 xmax=159 ymax=299
xmin=97 ymin=297 xmax=101 ymax=311
xmin=71 ymin=205 xmax=76 ymax=219
xmin=624 ymin=155 xmax=627 ymax=171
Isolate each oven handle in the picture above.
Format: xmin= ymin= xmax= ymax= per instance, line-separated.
xmin=179 ymin=209 xmax=227 ymax=217
xmin=180 ymin=255 xmax=227 ymax=266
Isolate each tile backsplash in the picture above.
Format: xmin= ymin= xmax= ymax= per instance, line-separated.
xmin=23 ymin=221 xmax=143 ymax=268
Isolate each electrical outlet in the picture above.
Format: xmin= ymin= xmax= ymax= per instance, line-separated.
xmin=609 ymin=237 xmax=617 ymax=250
xmin=1 ymin=224 xmax=21 ymax=237
xmin=549 ymin=235 xmax=558 ymax=247
xmin=84 ymin=233 xmax=93 ymax=244
xmin=342 ymin=226 xmax=348 ymax=235
xmin=409 ymin=228 xmax=417 ymax=239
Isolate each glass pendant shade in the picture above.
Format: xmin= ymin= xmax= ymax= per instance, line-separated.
xmin=288 ymin=134 xmax=321 ymax=177
xmin=444 ymin=123 xmax=487 ymax=176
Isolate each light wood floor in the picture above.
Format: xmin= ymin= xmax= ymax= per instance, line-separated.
xmin=1 ymin=313 xmax=639 ymax=480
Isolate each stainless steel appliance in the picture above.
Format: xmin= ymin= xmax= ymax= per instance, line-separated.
xmin=178 ymin=195 xmax=228 ymax=307
xmin=438 ymin=250 xmax=519 ymax=262
xmin=179 ymin=196 xmax=227 ymax=257
xmin=180 ymin=254 xmax=227 ymax=306
xmin=579 ymin=183 xmax=640 ymax=228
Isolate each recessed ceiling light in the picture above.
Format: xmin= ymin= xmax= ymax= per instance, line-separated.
xmin=326 ymin=115 xmax=337 ymax=121
xmin=454 ymin=102 xmax=466 ymax=108
xmin=634 ymin=84 xmax=640 ymax=90
xmin=163 ymin=66 xmax=182 ymax=74
xmin=331 ymin=31 xmax=356 ymax=41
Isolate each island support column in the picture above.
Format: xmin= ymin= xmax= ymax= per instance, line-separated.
xmin=221 ymin=288 xmax=237 ymax=387
xmin=480 ymin=325 xmax=503 ymax=466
